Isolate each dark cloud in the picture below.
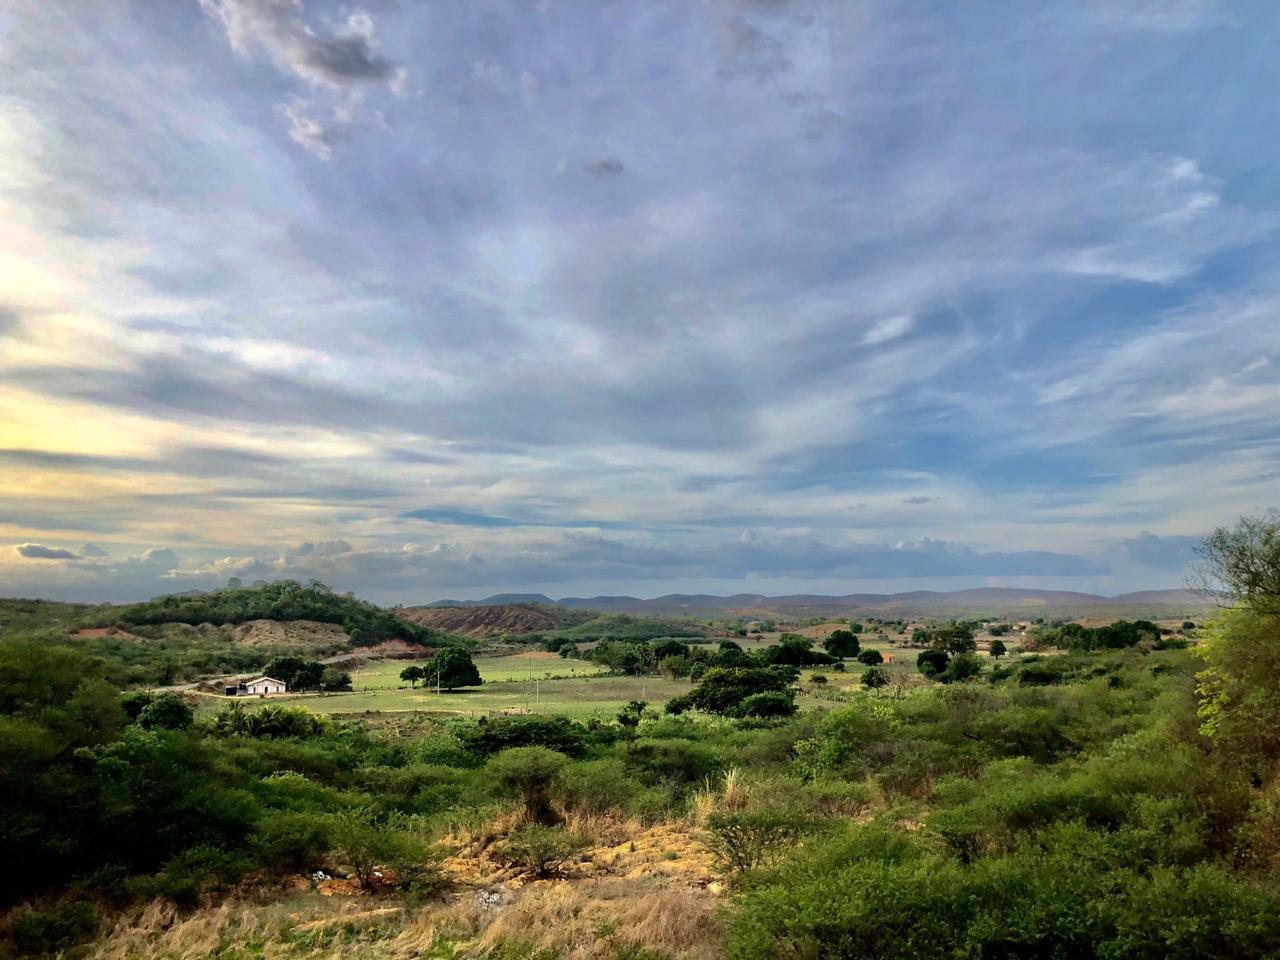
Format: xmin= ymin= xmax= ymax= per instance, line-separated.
xmin=585 ymin=158 xmax=625 ymax=177
xmin=79 ymin=543 xmax=110 ymax=558
xmin=902 ymin=496 xmax=935 ymax=505
xmin=200 ymin=0 xmax=399 ymax=87
xmin=15 ymin=543 xmax=80 ymax=560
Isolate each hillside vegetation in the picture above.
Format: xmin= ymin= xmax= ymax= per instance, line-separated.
xmin=100 ymin=581 xmax=451 ymax=648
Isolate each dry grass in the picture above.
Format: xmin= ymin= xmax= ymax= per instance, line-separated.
xmin=476 ymin=878 xmax=722 ymax=960
xmin=75 ymin=803 xmax=726 ymax=960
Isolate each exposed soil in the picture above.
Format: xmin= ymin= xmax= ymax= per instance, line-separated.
xmin=399 ymin=603 xmax=569 ymax=638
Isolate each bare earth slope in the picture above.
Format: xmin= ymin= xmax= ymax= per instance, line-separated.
xmin=398 ymin=603 xmax=583 ymax=638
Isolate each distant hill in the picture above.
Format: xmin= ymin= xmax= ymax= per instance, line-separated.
xmin=424 ymin=587 xmax=1212 ymax=618
xmin=424 ymin=593 xmax=558 ymax=608
xmin=100 ymin=581 xmax=457 ymax=647
xmin=398 ymin=602 xmax=590 ymax=638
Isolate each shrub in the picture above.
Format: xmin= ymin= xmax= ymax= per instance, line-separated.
xmin=462 ymin=715 xmax=588 ymax=757
xmin=5 ymin=900 xmax=98 ymax=955
xmin=942 ymin=653 xmax=984 ymax=684
xmin=564 ymin=758 xmax=639 ymax=815
xmin=500 ymin=824 xmax=587 ymax=877
xmin=861 ymin=667 xmax=889 ymax=689
xmin=328 ymin=809 xmax=439 ymax=892
xmin=252 ymin=810 xmax=331 ymax=874
xmin=623 ymin=737 xmax=724 ymax=789
xmin=741 ymin=691 xmax=797 ymax=718
xmin=704 ymin=807 xmax=814 ymax=876
xmin=488 ymin=746 xmax=570 ymax=823
xmin=857 ymin=650 xmax=884 ymax=666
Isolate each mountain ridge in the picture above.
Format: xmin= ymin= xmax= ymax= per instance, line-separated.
xmin=422 ymin=587 xmax=1208 ymax=615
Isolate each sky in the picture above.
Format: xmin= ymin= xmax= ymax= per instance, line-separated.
xmin=0 ymin=0 xmax=1278 ymax=605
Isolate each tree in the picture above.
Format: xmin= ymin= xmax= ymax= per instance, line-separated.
xmin=687 ymin=666 xmax=799 ymax=716
xmin=136 ymin=693 xmax=193 ymax=730
xmin=989 ymin=639 xmax=1007 ymax=659
xmin=861 ymin=666 xmax=889 ymax=690
xmin=1191 ymin=513 xmax=1280 ymax=616
xmin=917 ymin=649 xmax=949 ymax=677
xmin=319 ymin=668 xmax=351 ymax=691
xmin=758 ymin=636 xmax=836 ymax=667
xmin=824 ymin=629 xmax=860 ymax=659
xmin=857 ymin=649 xmax=884 ymax=666
xmin=501 ymin=824 xmax=587 ymax=878
xmin=930 ymin=624 xmax=977 ymax=655
xmin=488 ymin=746 xmax=569 ymax=823
xmin=427 ymin=648 xmax=482 ymax=691
xmin=942 ymin=652 xmax=983 ymax=684
xmin=400 ymin=665 xmax=425 ymax=688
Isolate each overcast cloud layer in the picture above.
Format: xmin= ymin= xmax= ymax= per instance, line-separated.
xmin=1 ymin=0 xmax=1277 ymax=604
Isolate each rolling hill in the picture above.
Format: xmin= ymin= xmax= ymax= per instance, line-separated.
xmin=424 ymin=588 xmax=1211 ymax=618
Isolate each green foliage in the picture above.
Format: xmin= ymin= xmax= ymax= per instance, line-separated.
xmin=616 ymin=699 xmax=648 ymax=728
xmin=1192 ymin=513 xmax=1280 ymax=617
xmin=740 ymin=691 xmax=797 ymax=718
xmin=917 ymin=648 xmax=949 ymax=677
xmin=462 ymin=714 xmax=588 ymax=757
xmin=500 ymin=824 xmax=587 ymax=877
xmin=136 ymin=693 xmax=194 ymax=730
xmin=4 ymin=899 xmax=98 ymax=955
xmin=401 ymin=664 xmax=425 ymax=687
xmin=212 ymin=702 xmax=327 ymax=738
xmin=989 ymin=638 xmax=1007 ymax=658
xmin=929 ymin=623 xmax=977 ymax=654
xmin=757 ymin=636 xmax=837 ymax=667
xmin=1038 ymin=619 xmax=1162 ymax=651
xmin=704 ymin=807 xmax=814 ymax=876
xmin=856 ymin=649 xmax=883 ymax=665
xmin=319 ymin=667 xmax=351 ymax=691
xmin=623 ymin=737 xmax=724 ymax=789
xmin=940 ymin=652 xmax=983 ymax=684
xmin=823 ymin=629 xmax=860 ymax=658
xmin=1195 ymin=607 xmax=1280 ymax=768
xmin=685 ymin=666 xmax=799 ymax=716
xmin=861 ymin=666 xmax=889 ymax=689
xmin=488 ymin=746 xmax=570 ymax=823
xmin=261 ymin=655 xmax=325 ymax=690
xmin=428 ymin=647 xmax=483 ymax=690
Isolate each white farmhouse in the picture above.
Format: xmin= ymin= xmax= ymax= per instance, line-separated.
xmin=241 ymin=676 xmax=287 ymax=696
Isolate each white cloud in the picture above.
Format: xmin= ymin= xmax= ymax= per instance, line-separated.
xmin=862 ymin=314 xmax=914 ymax=345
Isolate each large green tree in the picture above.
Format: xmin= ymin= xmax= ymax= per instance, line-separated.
xmin=426 ymin=647 xmax=483 ymax=691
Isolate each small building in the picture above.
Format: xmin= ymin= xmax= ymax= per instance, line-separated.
xmin=225 ymin=676 xmax=287 ymax=697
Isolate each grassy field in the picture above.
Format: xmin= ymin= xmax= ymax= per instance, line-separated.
xmin=351 ymin=651 xmax=607 ymax=689
xmin=206 ymin=673 xmax=693 ymax=719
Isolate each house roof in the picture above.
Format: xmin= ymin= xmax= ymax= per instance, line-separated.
xmin=244 ymin=676 xmax=286 ymax=685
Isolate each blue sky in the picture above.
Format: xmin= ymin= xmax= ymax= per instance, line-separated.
xmin=0 ymin=0 xmax=1277 ymax=603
